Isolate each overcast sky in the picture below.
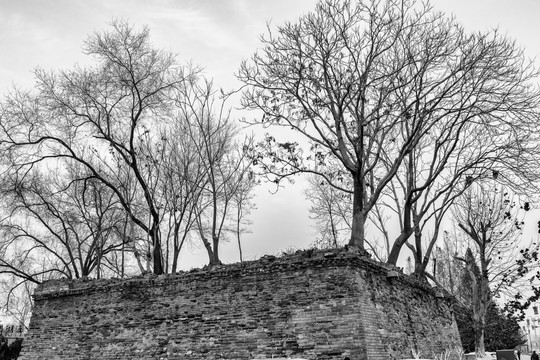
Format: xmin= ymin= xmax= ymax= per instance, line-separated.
xmin=1 ymin=0 xmax=540 ymax=270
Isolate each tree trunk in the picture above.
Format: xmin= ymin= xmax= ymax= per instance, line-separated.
xmin=413 ymin=223 xmax=422 ymax=269
xmin=387 ymin=196 xmax=414 ymax=265
xmin=330 ymin=210 xmax=338 ymax=247
xmin=151 ymin=225 xmax=164 ymax=275
xmin=211 ymin=235 xmax=221 ymax=266
xmin=202 ymin=235 xmax=221 ymax=267
xmin=474 ymin=315 xmax=486 ymax=358
xmin=121 ymin=238 xmax=125 ymax=278
xmin=464 ymin=246 xmax=489 ymax=358
xmin=415 ymin=261 xmax=428 ymax=279
xmin=348 ymin=176 xmax=365 ymax=249
xmin=475 ymin=250 xmax=491 ymax=357
xmin=236 ymin=208 xmax=243 ymax=262
xmin=387 ymin=228 xmax=414 ymax=264
xmin=236 ymin=231 xmax=243 ymax=262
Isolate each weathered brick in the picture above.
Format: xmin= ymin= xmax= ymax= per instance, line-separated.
xmin=19 ymin=249 xmax=461 ymax=360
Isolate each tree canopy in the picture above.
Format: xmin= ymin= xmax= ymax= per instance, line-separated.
xmin=240 ymin=0 xmax=540 ymax=265
xmin=0 ymin=21 xmax=255 ymax=283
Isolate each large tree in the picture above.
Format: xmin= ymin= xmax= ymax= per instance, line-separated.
xmin=0 ymin=21 xmax=256 ymax=274
xmin=0 ymin=21 xmax=194 ymax=274
xmin=176 ymin=79 xmax=256 ymax=266
xmin=455 ymin=302 xmax=526 ymax=353
xmin=452 ymin=182 xmax=531 ymax=356
xmin=239 ymin=0 xmax=540 ymax=254
xmin=304 ymin=174 xmax=351 ymax=250
xmin=379 ymin=110 xmax=535 ymax=274
xmin=0 ymin=168 xmax=128 ymax=282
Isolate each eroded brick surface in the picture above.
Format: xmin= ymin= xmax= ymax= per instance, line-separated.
xmin=19 ymin=249 xmax=461 ymax=360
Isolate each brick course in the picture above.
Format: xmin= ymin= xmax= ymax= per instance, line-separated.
xmin=19 ymin=249 xmax=461 ymax=360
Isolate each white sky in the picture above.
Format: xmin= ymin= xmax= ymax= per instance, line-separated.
xmin=1 ymin=0 xmax=539 ymax=270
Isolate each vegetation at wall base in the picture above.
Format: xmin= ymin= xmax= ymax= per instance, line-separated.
xmin=455 ymin=303 xmax=526 ymax=352
xmin=0 ymin=338 xmax=22 ymax=360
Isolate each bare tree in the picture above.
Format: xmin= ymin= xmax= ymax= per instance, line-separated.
xmin=231 ymin=174 xmax=256 ymax=262
xmin=156 ymin=123 xmax=206 ymax=273
xmin=0 ymin=166 xmax=139 ymax=325
xmin=381 ymin=88 xmax=540 ymax=273
xmin=173 ymin=79 xmax=256 ymax=266
xmin=0 ymin=275 xmax=34 ymax=330
xmin=0 ymin=167 xmax=130 ymax=283
xmin=0 ymin=20 xmax=259 ymax=275
xmin=0 ymin=21 xmax=202 ymax=274
xmin=452 ymin=182 xmax=530 ymax=356
xmin=239 ymin=0 xmax=540 ymax=254
xmin=305 ymin=174 xmax=351 ymax=249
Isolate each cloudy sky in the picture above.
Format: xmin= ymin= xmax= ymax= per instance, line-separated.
xmin=1 ymin=0 xmax=539 ymax=270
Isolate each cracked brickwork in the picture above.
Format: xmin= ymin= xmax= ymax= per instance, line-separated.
xmin=19 ymin=249 xmax=461 ymax=360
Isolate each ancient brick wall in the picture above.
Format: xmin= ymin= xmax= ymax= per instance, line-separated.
xmin=19 ymin=249 xmax=461 ymax=360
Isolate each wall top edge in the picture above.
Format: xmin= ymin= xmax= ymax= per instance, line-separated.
xmin=33 ymin=247 xmax=440 ymax=300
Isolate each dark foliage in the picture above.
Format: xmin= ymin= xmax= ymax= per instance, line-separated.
xmin=0 ymin=338 xmax=22 ymax=360
xmin=455 ymin=303 xmax=526 ymax=352
xmin=455 ymin=304 xmax=475 ymax=352
xmin=504 ymin=248 xmax=540 ymax=320
xmin=7 ymin=338 xmax=22 ymax=359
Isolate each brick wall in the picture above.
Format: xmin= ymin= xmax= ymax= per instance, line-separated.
xmin=19 ymin=249 xmax=461 ymax=360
